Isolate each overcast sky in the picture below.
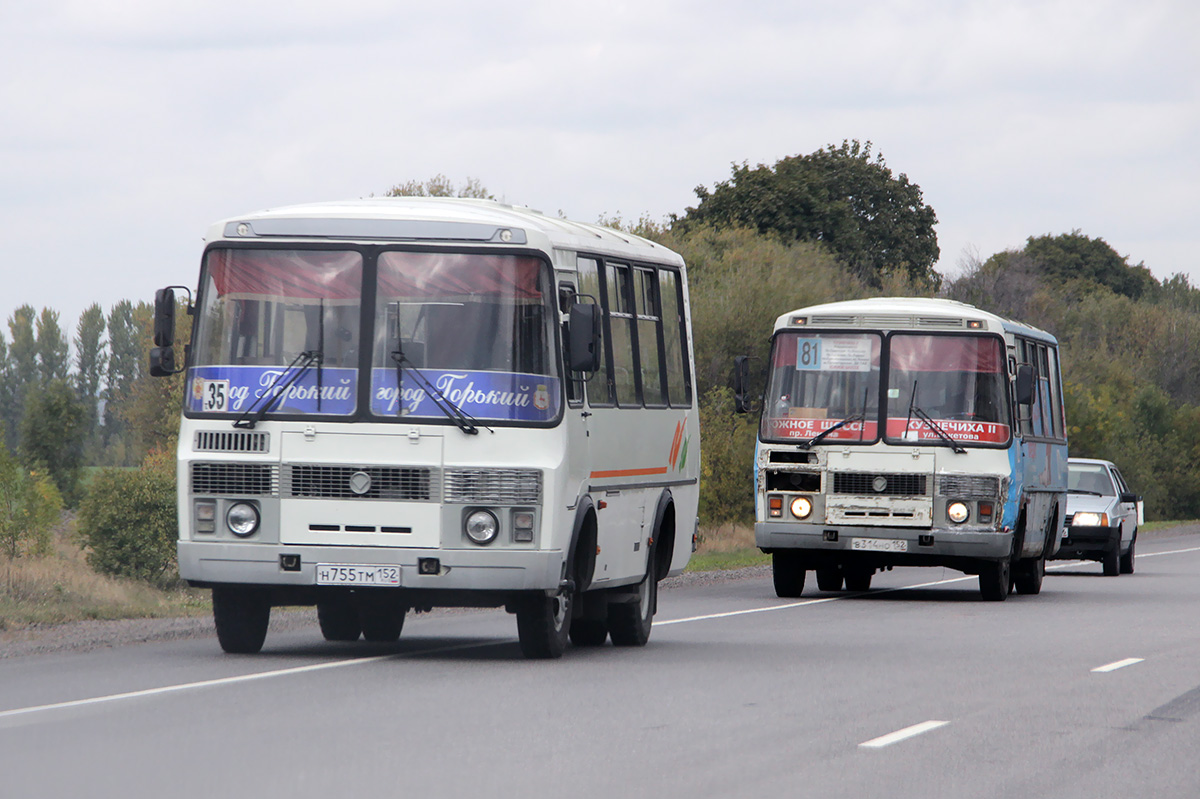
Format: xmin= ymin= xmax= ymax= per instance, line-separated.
xmin=2 ymin=0 xmax=1197 ymax=345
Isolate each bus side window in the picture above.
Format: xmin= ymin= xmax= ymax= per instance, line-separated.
xmin=635 ymin=267 xmax=666 ymax=406
xmin=606 ymin=263 xmax=640 ymax=407
xmin=658 ymin=269 xmax=692 ymax=407
xmin=577 ymin=257 xmax=613 ymax=407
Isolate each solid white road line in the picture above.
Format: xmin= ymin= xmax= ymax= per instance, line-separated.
xmin=859 ymin=720 xmax=950 ymax=749
xmin=1092 ymin=657 xmax=1144 ymax=673
xmin=0 ymin=639 xmax=507 ymax=721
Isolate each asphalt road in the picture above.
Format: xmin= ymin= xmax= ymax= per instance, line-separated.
xmin=3 ymin=530 xmax=1200 ymax=799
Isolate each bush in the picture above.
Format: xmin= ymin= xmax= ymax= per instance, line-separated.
xmin=77 ymin=453 xmax=177 ymax=583
xmin=0 ymin=443 xmax=62 ymax=563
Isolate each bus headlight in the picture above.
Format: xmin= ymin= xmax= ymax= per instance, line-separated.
xmin=226 ymin=502 xmax=260 ymax=537
xmin=1072 ymin=512 xmax=1109 ymax=527
xmin=947 ymin=501 xmax=970 ymax=524
xmin=790 ymin=497 xmax=813 ymax=519
xmin=465 ymin=510 xmax=499 ymax=545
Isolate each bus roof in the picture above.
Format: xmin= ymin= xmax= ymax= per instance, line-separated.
xmin=204 ymin=197 xmax=684 ymax=268
xmin=772 ymin=297 xmax=1058 ymax=345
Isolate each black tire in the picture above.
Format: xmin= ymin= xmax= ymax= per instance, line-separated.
xmin=317 ymin=595 xmax=362 ymax=642
xmin=1013 ymin=554 xmax=1044 ymax=595
xmin=516 ymin=588 xmax=573 ymax=659
xmin=816 ymin=567 xmax=844 ymax=592
xmin=359 ymin=595 xmax=406 ymax=643
xmin=212 ymin=586 xmax=271 ymax=654
xmin=1102 ymin=543 xmax=1120 ymax=576
xmin=844 ymin=568 xmax=873 ymax=592
xmin=1120 ymin=533 xmax=1136 ymax=575
xmin=569 ymin=617 xmax=609 ymax=647
xmin=609 ymin=568 xmax=657 ymax=647
xmin=772 ymin=551 xmax=806 ymax=598
xmin=979 ymin=559 xmax=1011 ymax=601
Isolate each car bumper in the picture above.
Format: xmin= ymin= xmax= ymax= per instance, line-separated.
xmin=1051 ymin=525 xmax=1120 ymax=560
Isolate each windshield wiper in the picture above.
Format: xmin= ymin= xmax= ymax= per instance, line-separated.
xmin=233 ymin=349 xmax=320 ymax=429
xmin=798 ymin=413 xmax=865 ymax=450
xmin=1068 ymin=489 xmax=1103 ymax=495
xmin=389 ymin=350 xmax=486 ymax=435
xmin=901 ymin=380 xmax=966 ymax=453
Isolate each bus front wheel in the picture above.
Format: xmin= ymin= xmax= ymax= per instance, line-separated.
xmin=516 ymin=588 xmax=573 ymax=659
xmin=772 ymin=552 xmax=806 ymax=598
xmin=212 ymin=586 xmax=271 ymax=653
xmin=979 ymin=559 xmax=1011 ymax=601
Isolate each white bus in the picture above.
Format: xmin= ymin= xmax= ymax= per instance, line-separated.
xmin=735 ymin=297 xmax=1067 ymax=601
xmin=150 ymin=197 xmax=700 ymax=658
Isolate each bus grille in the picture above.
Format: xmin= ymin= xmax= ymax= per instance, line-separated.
xmin=194 ymin=430 xmax=270 ymax=453
xmin=282 ymin=465 xmax=435 ymax=501
xmin=191 ymin=463 xmax=279 ymax=496
xmin=937 ymin=475 xmax=1000 ymax=499
xmin=444 ymin=468 xmax=542 ymax=504
xmin=833 ymin=472 xmax=927 ymax=497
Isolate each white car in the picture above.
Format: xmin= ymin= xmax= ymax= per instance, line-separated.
xmin=1053 ymin=458 xmax=1141 ymax=575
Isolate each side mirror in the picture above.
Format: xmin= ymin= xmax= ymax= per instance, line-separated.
xmin=1119 ymin=491 xmax=1139 ymax=504
xmin=1015 ymin=363 xmax=1035 ymax=405
xmin=568 ymin=302 xmax=601 ymax=373
xmin=149 ymin=346 xmax=176 ymax=377
xmin=154 ymin=288 xmax=176 ymax=347
xmin=733 ymin=355 xmax=753 ymax=413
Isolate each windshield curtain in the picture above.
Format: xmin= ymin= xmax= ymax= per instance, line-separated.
xmin=370 ymin=251 xmax=561 ymax=423
xmin=761 ymin=332 xmax=882 ymax=443
xmin=189 ymin=249 xmax=363 ymax=416
xmin=885 ymin=334 xmax=1010 ymax=445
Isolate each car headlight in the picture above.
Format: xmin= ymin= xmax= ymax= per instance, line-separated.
xmin=465 ymin=509 xmax=499 ymax=545
xmin=226 ymin=502 xmax=260 ymax=537
xmin=1072 ymin=512 xmax=1109 ymax=527
xmin=947 ymin=501 xmax=970 ymax=524
xmin=790 ymin=496 xmax=813 ymax=519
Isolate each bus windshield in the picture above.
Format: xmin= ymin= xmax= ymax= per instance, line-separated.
xmin=885 ymin=334 xmax=1010 ymax=445
xmin=370 ymin=251 xmax=561 ymax=423
xmin=189 ymin=249 xmax=363 ymax=416
xmin=761 ymin=332 xmax=882 ymax=443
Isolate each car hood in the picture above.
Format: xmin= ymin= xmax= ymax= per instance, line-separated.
xmin=1066 ymin=494 xmax=1118 ymax=515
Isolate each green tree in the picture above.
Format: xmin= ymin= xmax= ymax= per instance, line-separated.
xmin=5 ymin=306 xmax=38 ymax=446
xmin=0 ymin=332 xmax=12 ymax=449
xmin=74 ymin=303 xmax=107 ymax=450
xmin=104 ymin=300 xmax=142 ymax=461
xmin=1023 ymin=231 xmax=1155 ymax=300
xmin=35 ymin=307 xmax=70 ymax=384
xmin=19 ymin=379 xmax=88 ymax=507
xmin=0 ymin=442 xmax=62 ymax=572
xmin=678 ymin=140 xmax=940 ymax=286
xmin=385 ymin=175 xmax=494 ymax=199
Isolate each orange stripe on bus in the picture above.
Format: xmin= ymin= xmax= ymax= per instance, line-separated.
xmin=589 ymin=467 xmax=670 ymax=479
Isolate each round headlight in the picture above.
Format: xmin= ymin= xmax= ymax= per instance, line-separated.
xmin=790 ymin=496 xmax=813 ymax=519
xmin=226 ymin=502 xmax=260 ymax=537
xmin=465 ymin=510 xmax=499 ymax=545
xmin=947 ymin=501 xmax=970 ymax=524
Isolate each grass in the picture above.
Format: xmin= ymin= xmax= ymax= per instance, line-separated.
xmin=686 ymin=523 xmax=769 ymax=572
xmin=1141 ymin=519 xmax=1199 ymax=533
xmin=0 ymin=516 xmax=208 ymax=632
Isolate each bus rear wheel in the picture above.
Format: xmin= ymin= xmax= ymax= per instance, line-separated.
xmin=317 ymin=595 xmax=362 ymax=642
xmin=609 ymin=565 xmax=656 ymax=647
xmin=359 ymin=595 xmax=406 ymax=643
xmin=844 ymin=568 xmax=873 ymax=592
xmin=772 ymin=552 xmax=806 ymax=598
xmin=816 ymin=567 xmax=844 ymax=591
xmin=212 ymin=586 xmax=271 ymax=654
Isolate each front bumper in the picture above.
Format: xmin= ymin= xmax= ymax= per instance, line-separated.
xmin=757 ymin=521 xmax=1015 ymax=568
xmin=178 ymin=540 xmax=565 ymax=594
xmin=1051 ymin=525 xmax=1120 ymax=560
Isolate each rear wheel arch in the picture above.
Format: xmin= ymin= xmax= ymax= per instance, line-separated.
xmin=650 ymin=489 xmax=676 ymax=582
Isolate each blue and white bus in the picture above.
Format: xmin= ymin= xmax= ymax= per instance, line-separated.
xmin=151 ymin=197 xmax=700 ymax=657
xmin=738 ymin=297 xmax=1067 ymax=600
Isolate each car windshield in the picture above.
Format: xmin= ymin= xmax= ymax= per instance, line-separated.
xmin=885 ymin=334 xmax=1010 ymax=446
xmin=761 ymin=332 xmax=881 ymax=443
xmin=1068 ymin=464 xmax=1116 ymax=496
xmin=370 ymin=251 xmax=561 ymax=423
xmin=189 ymin=248 xmax=363 ymax=416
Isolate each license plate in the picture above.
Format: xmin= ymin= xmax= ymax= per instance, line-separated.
xmin=316 ymin=564 xmax=401 ymax=586
xmin=851 ymin=537 xmax=908 ymax=553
